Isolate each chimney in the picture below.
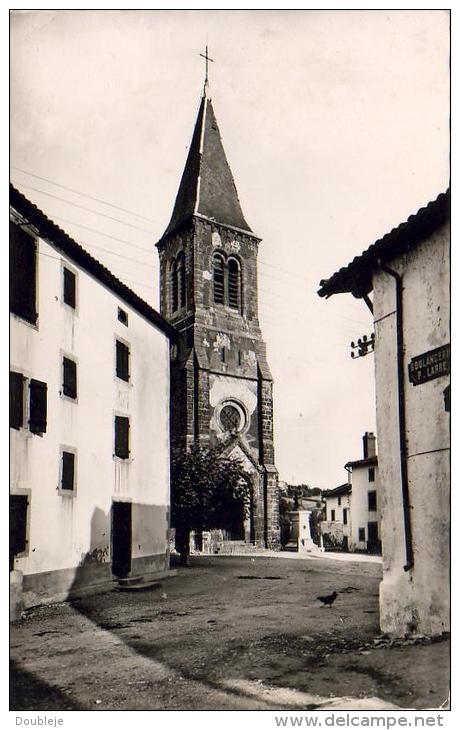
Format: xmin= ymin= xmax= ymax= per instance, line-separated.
xmin=363 ymin=432 xmax=376 ymax=459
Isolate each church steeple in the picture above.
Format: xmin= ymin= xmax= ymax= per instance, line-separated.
xmin=160 ymin=88 xmax=252 ymax=241
xmin=157 ymin=80 xmax=280 ymax=550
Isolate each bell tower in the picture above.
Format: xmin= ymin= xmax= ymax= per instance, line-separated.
xmin=156 ymin=85 xmax=280 ymax=548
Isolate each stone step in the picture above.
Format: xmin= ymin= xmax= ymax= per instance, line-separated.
xmin=117 ymin=569 xmax=177 ymax=591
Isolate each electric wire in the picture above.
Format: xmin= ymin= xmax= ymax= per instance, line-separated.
xmin=11 ymin=167 xmax=162 ymax=225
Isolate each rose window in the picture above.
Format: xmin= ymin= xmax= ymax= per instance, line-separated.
xmin=218 ymin=401 xmax=247 ymax=433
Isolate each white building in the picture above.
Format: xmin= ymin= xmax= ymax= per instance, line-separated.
xmin=319 ymin=190 xmax=450 ymax=637
xmin=10 ymin=185 xmax=177 ymax=609
xmin=321 ymin=483 xmax=351 ymax=550
xmin=345 ymin=432 xmax=381 ymax=554
xmin=322 ymin=432 xmax=380 ymax=553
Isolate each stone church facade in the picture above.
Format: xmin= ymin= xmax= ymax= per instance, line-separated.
xmin=156 ymin=87 xmax=280 ymax=548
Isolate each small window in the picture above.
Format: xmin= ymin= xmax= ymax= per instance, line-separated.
xmin=368 ymin=491 xmax=377 ymax=512
xmin=331 ymin=509 xmax=336 ymax=521
xmin=61 ymin=451 xmax=75 ymax=491
xmin=10 ymin=494 xmax=29 ymax=569
xmin=116 ymin=340 xmax=130 ymax=382
xmin=221 ymin=347 xmax=226 ymax=363
xmin=338 ymin=496 xmax=341 ymax=506
xmin=228 ymin=258 xmax=241 ymax=310
xmin=213 ymin=254 xmax=225 ymax=304
xmin=358 ymin=527 xmax=366 ymax=542
xmin=115 ymin=416 xmax=130 ymax=459
xmin=63 ymin=357 xmax=77 ymax=399
xmin=10 ymin=222 xmax=37 ymax=324
xmin=29 ymin=379 xmax=47 ymax=434
xmin=368 ymin=467 xmax=375 ymax=482
xmin=63 ymin=267 xmax=76 ymax=308
xmin=10 ymin=371 xmax=24 ymax=429
xmin=118 ymin=307 xmax=128 ymax=326
xmin=343 ymin=508 xmax=348 ymax=525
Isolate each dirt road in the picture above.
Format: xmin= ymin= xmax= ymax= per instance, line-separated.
xmin=10 ymin=555 xmax=449 ymax=711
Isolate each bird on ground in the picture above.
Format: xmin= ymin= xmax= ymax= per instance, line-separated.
xmin=316 ymin=590 xmax=338 ymax=607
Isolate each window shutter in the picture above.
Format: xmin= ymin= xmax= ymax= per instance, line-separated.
xmin=213 ymin=255 xmax=225 ymax=304
xmin=10 ymin=371 xmax=24 ymax=429
xmin=9 ymin=222 xmax=37 ymax=324
xmin=61 ymin=451 xmax=75 ymax=490
xmin=228 ymin=259 xmax=240 ymax=310
xmin=178 ymin=253 xmax=186 ymax=308
xmin=116 ymin=341 xmax=130 ymax=382
xmin=29 ymin=379 xmax=47 ymax=434
xmin=115 ymin=416 xmax=130 ymax=459
xmin=63 ymin=357 xmax=77 ymax=398
xmin=170 ymin=260 xmax=178 ymax=312
xmin=63 ymin=267 xmax=76 ymax=308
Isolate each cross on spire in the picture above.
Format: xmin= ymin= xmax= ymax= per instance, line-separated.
xmin=200 ymin=44 xmax=214 ymax=85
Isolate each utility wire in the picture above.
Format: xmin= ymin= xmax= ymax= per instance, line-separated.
xmin=11 ymin=181 xmax=158 ymax=235
xmin=49 ymin=214 xmax=156 ymax=257
xmin=11 ymin=167 xmax=162 ymax=225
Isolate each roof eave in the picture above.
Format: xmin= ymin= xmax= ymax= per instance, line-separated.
xmin=10 ymin=185 xmax=178 ymax=342
xmin=317 ymin=189 xmax=450 ymax=300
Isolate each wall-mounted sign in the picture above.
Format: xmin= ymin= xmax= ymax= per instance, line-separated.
xmin=408 ymin=344 xmax=450 ymax=386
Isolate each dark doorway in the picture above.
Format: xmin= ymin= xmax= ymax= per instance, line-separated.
xmin=367 ymin=521 xmax=381 ymax=554
xmin=111 ymin=502 xmax=132 ymax=578
xmin=10 ymin=494 xmax=28 ymax=570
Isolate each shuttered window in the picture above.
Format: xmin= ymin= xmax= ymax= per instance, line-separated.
xmin=29 ymin=379 xmax=47 ymax=434
xmin=10 ymin=494 xmax=29 ymax=568
xmin=116 ymin=340 xmax=130 ymax=382
xmin=170 ymin=259 xmax=178 ymax=312
xmin=213 ymin=254 xmax=225 ymax=304
xmin=368 ymin=491 xmax=377 ymax=511
xmin=118 ymin=307 xmax=128 ymax=326
xmin=63 ymin=357 xmax=77 ymax=399
xmin=9 ymin=222 xmax=37 ymax=324
xmin=115 ymin=416 xmax=130 ymax=459
xmin=177 ymin=252 xmax=186 ymax=309
xmin=228 ymin=258 xmax=240 ymax=310
xmin=10 ymin=371 xmax=24 ymax=429
xmin=63 ymin=267 xmax=76 ymax=308
xmin=61 ymin=451 xmax=75 ymax=491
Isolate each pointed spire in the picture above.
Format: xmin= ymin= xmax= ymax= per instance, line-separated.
xmin=160 ymin=90 xmax=253 ymax=241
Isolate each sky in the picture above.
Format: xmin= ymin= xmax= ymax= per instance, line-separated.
xmin=10 ymin=9 xmax=450 ymax=488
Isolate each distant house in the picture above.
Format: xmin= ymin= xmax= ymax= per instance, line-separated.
xmin=318 ymin=190 xmax=450 ymax=637
xmin=321 ymin=482 xmax=351 ymax=550
xmin=10 ymin=185 xmax=177 ymax=609
xmin=345 ymin=432 xmax=381 ymax=554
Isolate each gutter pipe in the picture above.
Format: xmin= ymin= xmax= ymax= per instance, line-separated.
xmin=379 ymin=260 xmax=414 ymax=571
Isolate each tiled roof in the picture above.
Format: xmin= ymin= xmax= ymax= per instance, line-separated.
xmin=10 ymin=184 xmax=178 ymax=341
xmin=322 ymin=483 xmax=351 ymax=498
xmin=159 ymin=88 xmax=253 ymax=243
xmin=345 ymin=455 xmax=378 ymax=469
xmin=318 ymin=189 xmax=450 ymax=299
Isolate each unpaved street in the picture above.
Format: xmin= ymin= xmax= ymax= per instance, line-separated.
xmin=10 ymin=555 xmax=449 ymax=711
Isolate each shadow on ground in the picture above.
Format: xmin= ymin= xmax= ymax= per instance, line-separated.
xmin=10 ymin=556 xmax=450 ymax=710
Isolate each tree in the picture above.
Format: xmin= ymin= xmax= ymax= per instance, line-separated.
xmin=170 ymin=445 xmax=252 ymax=566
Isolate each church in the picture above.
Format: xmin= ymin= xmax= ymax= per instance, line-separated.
xmin=156 ymin=82 xmax=280 ymax=549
